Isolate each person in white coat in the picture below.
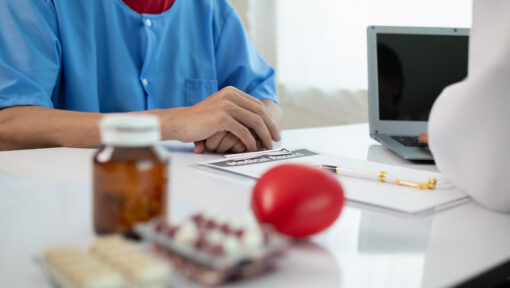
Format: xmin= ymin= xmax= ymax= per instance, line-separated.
xmin=420 ymin=0 xmax=510 ymax=213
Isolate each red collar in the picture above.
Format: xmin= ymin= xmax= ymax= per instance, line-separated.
xmin=122 ymin=0 xmax=175 ymax=14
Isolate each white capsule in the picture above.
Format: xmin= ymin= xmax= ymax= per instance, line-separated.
xmin=213 ymin=215 xmax=227 ymax=227
xmin=242 ymin=227 xmax=264 ymax=250
xmin=174 ymin=221 xmax=198 ymax=244
xmin=168 ymin=218 xmax=183 ymax=228
xmin=206 ymin=230 xmax=224 ymax=245
xmin=224 ymin=236 xmax=241 ymax=256
xmin=229 ymin=220 xmax=243 ymax=231
xmin=202 ymin=212 xmax=215 ymax=221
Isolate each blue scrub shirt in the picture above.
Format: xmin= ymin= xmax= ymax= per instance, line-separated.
xmin=0 ymin=0 xmax=277 ymax=112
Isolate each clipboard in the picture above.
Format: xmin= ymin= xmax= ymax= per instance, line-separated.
xmin=200 ymin=148 xmax=469 ymax=215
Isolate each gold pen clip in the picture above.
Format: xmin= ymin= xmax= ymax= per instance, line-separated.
xmin=378 ymin=172 xmax=436 ymax=190
xmin=393 ymin=178 xmax=437 ymax=190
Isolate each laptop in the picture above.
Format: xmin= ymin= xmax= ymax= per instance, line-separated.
xmin=367 ymin=26 xmax=469 ymax=161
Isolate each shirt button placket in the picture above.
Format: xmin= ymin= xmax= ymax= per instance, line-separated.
xmin=140 ymin=17 xmax=153 ymax=98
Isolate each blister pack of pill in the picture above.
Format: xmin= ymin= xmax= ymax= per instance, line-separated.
xmin=90 ymin=236 xmax=171 ymax=287
xmin=42 ymin=236 xmax=171 ymax=288
xmin=134 ymin=213 xmax=288 ymax=286
xmin=43 ymin=246 xmax=126 ymax=288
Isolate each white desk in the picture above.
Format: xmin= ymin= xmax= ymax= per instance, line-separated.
xmin=1 ymin=123 xmax=509 ymax=288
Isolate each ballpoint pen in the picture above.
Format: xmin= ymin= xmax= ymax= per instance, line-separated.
xmin=319 ymin=164 xmax=437 ymax=190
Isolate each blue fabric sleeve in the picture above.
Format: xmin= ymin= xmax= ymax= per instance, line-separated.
xmin=0 ymin=0 xmax=61 ymax=109
xmin=214 ymin=5 xmax=279 ymax=104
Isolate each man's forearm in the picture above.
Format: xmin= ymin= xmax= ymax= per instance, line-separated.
xmin=0 ymin=106 xmax=100 ymax=150
xmin=0 ymin=106 xmax=165 ymax=151
xmin=0 ymin=92 xmax=283 ymax=151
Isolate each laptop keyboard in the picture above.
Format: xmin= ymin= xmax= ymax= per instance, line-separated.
xmin=391 ymin=135 xmax=428 ymax=148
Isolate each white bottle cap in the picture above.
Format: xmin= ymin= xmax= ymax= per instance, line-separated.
xmin=100 ymin=115 xmax=161 ymax=147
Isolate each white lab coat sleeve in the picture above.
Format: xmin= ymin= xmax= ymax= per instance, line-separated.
xmin=428 ymin=62 xmax=510 ymax=213
xmin=428 ymin=0 xmax=510 ymax=213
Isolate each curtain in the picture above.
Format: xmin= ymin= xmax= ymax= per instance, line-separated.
xmin=231 ymin=0 xmax=473 ymax=129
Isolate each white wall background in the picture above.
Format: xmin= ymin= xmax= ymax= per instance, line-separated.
xmin=231 ymin=0 xmax=473 ymax=129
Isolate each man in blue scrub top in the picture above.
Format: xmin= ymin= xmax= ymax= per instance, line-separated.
xmin=0 ymin=0 xmax=282 ymax=152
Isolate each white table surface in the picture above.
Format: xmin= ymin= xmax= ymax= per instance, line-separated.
xmin=1 ymin=123 xmax=509 ymax=288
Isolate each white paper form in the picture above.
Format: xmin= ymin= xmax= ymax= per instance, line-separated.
xmin=200 ymin=149 xmax=469 ymax=215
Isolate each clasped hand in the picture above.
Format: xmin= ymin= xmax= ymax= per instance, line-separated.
xmin=163 ymin=86 xmax=280 ymax=154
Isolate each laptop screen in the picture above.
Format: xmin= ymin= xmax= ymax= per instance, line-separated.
xmin=377 ymin=33 xmax=469 ymax=121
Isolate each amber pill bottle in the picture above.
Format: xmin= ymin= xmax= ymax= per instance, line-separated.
xmin=93 ymin=115 xmax=168 ymax=235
